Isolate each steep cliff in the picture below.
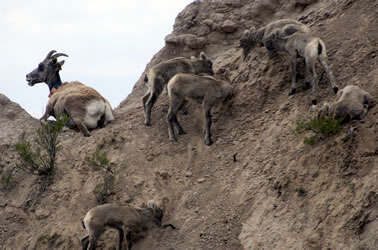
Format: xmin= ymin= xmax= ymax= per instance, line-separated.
xmin=1 ymin=0 xmax=377 ymax=249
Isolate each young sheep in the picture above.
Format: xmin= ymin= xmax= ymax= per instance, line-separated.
xmin=26 ymin=50 xmax=114 ymax=136
xmin=166 ymin=69 xmax=233 ymax=146
xmin=80 ymin=200 xmax=175 ymax=250
xmin=240 ymin=18 xmax=310 ymax=59
xmin=142 ymin=52 xmax=214 ymax=126
xmin=317 ymin=85 xmax=372 ymax=121
xmin=268 ymin=28 xmax=339 ymax=105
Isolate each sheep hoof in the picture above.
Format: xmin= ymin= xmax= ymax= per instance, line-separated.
xmin=205 ymin=139 xmax=213 ymax=146
xmin=169 ymin=138 xmax=177 ymax=142
xmin=83 ymin=132 xmax=91 ymax=137
xmin=288 ymin=89 xmax=296 ymax=96
xmin=144 ymin=121 xmax=151 ymax=126
xmin=178 ymin=130 xmax=186 ymax=135
xmin=333 ymin=87 xmax=339 ymax=94
xmin=312 ymin=99 xmax=317 ymax=105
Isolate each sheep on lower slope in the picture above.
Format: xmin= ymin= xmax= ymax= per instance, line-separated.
xmin=142 ymin=52 xmax=214 ymax=126
xmin=166 ymin=69 xmax=233 ymax=146
xmin=80 ymin=201 xmax=175 ymax=250
xmin=317 ymin=85 xmax=372 ymax=121
xmin=26 ymin=50 xmax=114 ymax=136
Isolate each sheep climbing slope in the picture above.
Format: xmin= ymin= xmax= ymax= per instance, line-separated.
xmin=0 ymin=0 xmax=377 ymax=249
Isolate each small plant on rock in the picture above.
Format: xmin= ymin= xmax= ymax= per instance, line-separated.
xmin=295 ymin=117 xmax=343 ymax=145
xmin=88 ymin=150 xmax=114 ymax=204
xmin=14 ymin=115 xmax=69 ymax=182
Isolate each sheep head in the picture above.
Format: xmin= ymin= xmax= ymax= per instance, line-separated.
xmin=190 ymin=51 xmax=214 ymax=75
xmin=26 ymin=50 xmax=68 ymax=87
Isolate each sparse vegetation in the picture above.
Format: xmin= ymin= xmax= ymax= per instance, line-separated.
xmin=295 ymin=117 xmax=343 ymax=144
xmin=0 ymin=168 xmax=15 ymax=189
xmin=88 ymin=150 xmax=114 ymax=204
xmin=14 ymin=115 xmax=69 ymax=182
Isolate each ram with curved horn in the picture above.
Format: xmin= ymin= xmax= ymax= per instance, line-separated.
xmin=26 ymin=50 xmax=114 ymax=136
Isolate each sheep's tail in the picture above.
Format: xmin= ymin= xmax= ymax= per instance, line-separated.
xmin=318 ymin=42 xmax=323 ymax=55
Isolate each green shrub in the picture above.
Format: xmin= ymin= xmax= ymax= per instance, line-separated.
xmin=87 ymin=150 xmax=112 ymax=174
xmin=0 ymin=169 xmax=14 ymax=189
xmin=93 ymin=175 xmax=114 ymax=205
xmin=295 ymin=117 xmax=343 ymax=145
xmin=14 ymin=115 xmax=69 ymax=181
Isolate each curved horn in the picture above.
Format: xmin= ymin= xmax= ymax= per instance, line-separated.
xmin=45 ymin=50 xmax=57 ymax=60
xmin=51 ymin=53 xmax=68 ymax=60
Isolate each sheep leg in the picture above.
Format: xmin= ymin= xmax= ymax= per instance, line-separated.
xmin=304 ymin=59 xmax=311 ymax=90
xmin=167 ymin=97 xmax=183 ymax=142
xmin=40 ymin=103 xmax=54 ymax=121
xmin=80 ymin=235 xmax=89 ymax=250
xmin=117 ymin=228 xmax=124 ymax=250
xmin=72 ymin=117 xmax=91 ymax=137
xmin=142 ymin=91 xmax=150 ymax=114
xmin=288 ymin=56 xmax=297 ymax=96
xmin=126 ymin=231 xmax=132 ymax=250
xmin=174 ymin=116 xmax=186 ymax=135
xmin=307 ymin=58 xmax=318 ymax=105
xmin=203 ymin=104 xmax=213 ymax=146
xmin=320 ymin=59 xmax=338 ymax=94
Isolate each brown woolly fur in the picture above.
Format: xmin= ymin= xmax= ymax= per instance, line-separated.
xmin=142 ymin=51 xmax=213 ymax=126
xmin=167 ymin=70 xmax=233 ymax=146
xmin=317 ymin=85 xmax=372 ymax=120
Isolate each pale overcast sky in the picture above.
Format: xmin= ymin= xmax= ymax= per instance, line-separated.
xmin=0 ymin=0 xmax=192 ymax=118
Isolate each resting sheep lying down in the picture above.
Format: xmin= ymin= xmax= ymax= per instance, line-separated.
xmin=26 ymin=50 xmax=114 ymax=136
xmin=166 ymin=69 xmax=234 ymax=146
xmin=317 ymin=85 xmax=372 ymax=121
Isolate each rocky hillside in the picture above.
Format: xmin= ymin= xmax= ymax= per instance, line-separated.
xmin=1 ymin=0 xmax=377 ymax=249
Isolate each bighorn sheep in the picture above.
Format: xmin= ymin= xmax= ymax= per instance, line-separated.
xmin=317 ymin=85 xmax=372 ymax=121
xmin=142 ymin=52 xmax=214 ymax=126
xmin=266 ymin=26 xmax=339 ymax=105
xmin=26 ymin=50 xmax=114 ymax=136
xmin=240 ymin=18 xmax=310 ymax=59
xmin=166 ymin=69 xmax=233 ymax=146
xmin=240 ymin=19 xmax=338 ymax=105
xmin=80 ymin=200 xmax=175 ymax=250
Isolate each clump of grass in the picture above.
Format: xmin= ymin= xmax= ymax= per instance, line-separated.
xmin=14 ymin=115 xmax=69 ymax=182
xmin=88 ymin=150 xmax=115 ymax=204
xmin=87 ymin=150 xmax=112 ymax=174
xmin=295 ymin=117 xmax=343 ymax=145
xmin=0 ymin=169 xmax=15 ymax=190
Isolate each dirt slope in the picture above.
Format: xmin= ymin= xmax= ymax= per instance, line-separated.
xmin=1 ymin=0 xmax=377 ymax=249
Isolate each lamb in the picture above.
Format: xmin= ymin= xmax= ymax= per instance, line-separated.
xmin=80 ymin=200 xmax=175 ymax=250
xmin=26 ymin=50 xmax=114 ymax=136
xmin=240 ymin=18 xmax=310 ymax=59
xmin=267 ymin=27 xmax=339 ymax=105
xmin=142 ymin=52 xmax=214 ymax=126
xmin=316 ymin=85 xmax=372 ymax=121
xmin=166 ymin=69 xmax=234 ymax=146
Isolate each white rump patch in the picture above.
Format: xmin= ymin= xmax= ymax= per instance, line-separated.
xmin=84 ymin=100 xmax=106 ymax=129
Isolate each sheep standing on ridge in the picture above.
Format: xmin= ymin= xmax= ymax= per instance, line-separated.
xmin=80 ymin=200 xmax=175 ymax=250
xmin=142 ymin=52 xmax=214 ymax=126
xmin=317 ymin=85 xmax=372 ymax=121
xmin=26 ymin=50 xmax=114 ymax=136
xmin=166 ymin=69 xmax=233 ymax=146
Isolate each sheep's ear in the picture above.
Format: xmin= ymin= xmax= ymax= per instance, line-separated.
xmin=147 ymin=200 xmax=156 ymax=209
xmin=57 ymin=60 xmax=65 ymax=70
xmin=249 ymin=26 xmax=256 ymax=34
xmin=190 ymin=56 xmax=197 ymax=61
xmin=243 ymin=29 xmax=250 ymax=37
xmin=200 ymin=51 xmax=207 ymax=61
